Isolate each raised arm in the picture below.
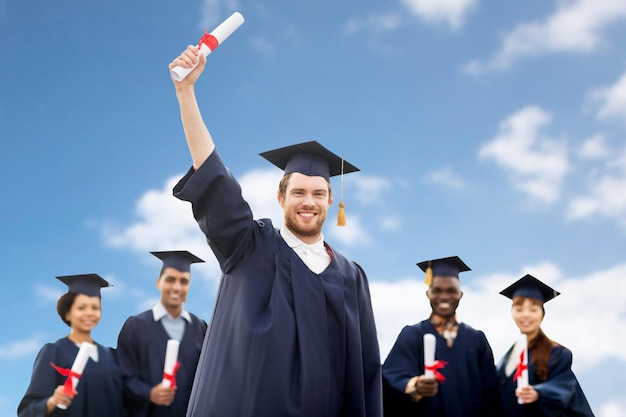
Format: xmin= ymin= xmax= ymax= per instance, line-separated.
xmin=169 ymin=45 xmax=215 ymax=169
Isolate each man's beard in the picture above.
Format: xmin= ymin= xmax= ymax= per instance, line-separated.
xmin=284 ymin=210 xmax=326 ymax=238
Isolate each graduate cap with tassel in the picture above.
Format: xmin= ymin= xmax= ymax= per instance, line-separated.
xmin=56 ymin=274 xmax=112 ymax=297
xmin=499 ymin=274 xmax=560 ymax=303
xmin=260 ymin=141 xmax=359 ymax=226
xmin=416 ymin=256 xmax=471 ymax=287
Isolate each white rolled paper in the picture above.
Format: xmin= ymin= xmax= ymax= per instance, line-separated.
xmin=516 ymin=334 xmax=529 ymax=404
xmin=171 ymin=12 xmax=245 ymax=82
xmin=423 ymin=333 xmax=436 ymax=379
xmin=57 ymin=342 xmax=98 ymax=410
xmin=161 ymin=339 xmax=180 ymax=388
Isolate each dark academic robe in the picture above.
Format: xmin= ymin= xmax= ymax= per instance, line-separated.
xmin=18 ymin=337 xmax=124 ymax=417
xmin=382 ymin=320 xmax=499 ymax=417
xmin=496 ymin=344 xmax=595 ymax=416
xmin=116 ymin=310 xmax=207 ymax=417
xmin=172 ymin=150 xmax=382 ymax=417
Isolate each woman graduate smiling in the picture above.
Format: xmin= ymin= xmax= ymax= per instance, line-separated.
xmin=496 ymin=274 xmax=594 ymax=416
xmin=18 ymin=274 xmax=125 ymax=417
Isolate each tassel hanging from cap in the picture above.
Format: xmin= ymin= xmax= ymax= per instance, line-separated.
xmin=424 ymin=261 xmax=433 ymax=286
xmin=337 ymin=202 xmax=346 ymax=226
xmin=337 ymin=159 xmax=346 ymax=226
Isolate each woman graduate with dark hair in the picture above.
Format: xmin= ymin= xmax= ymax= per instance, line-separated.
xmin=496 ymin=274 xmax=595 ymax=416
xmin=18 ymin=274 xmax=125 ymax=417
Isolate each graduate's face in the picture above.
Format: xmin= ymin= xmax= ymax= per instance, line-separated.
xmin=427 ymin=276 xmax=463 ymax=317
xmin=278 ymin=172 xmax=332 ymax=244
xmin=511 ymin=297 xmax=544 ymax=338
xmin=65 ymin=294 xmax=101 ymax=334
xmin=157 ymin=267 xmax=190 ymax=310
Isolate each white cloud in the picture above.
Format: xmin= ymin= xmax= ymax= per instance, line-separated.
xmin=590 ymin=70 xmax=626 ymax=121
xmin=34 ymin=284 xmax=64 ymax=306
xmin=423 ymin=167 xmax=467 ymax=190
xmin=578 ymin=133 xmax=610 ymax=159
xmin=598 ymin=400 xmax=626 ymax=417
xmin=371 ymin=261 xmax=626 ymax=373
xmin=101 ymin=175 xmax=220 ymax=279
xmin=464 ymin=0 xmax=626 ymax=74
xmin=199 ymin=0 xmax=241 ymax=31
xmin=343 ymin=11 xmax=404 ymax=54
xmin=347 ymin=174 xmax=393 ymax=205
xmin=479 ymin=106 xmax=569 ymax=204
xmin=238 ymin=168 xmax=284 ymax=224
xmin=328 ymin=214 xmax=372 ymax=246
xmin=0 ymin=336 xmax=42 ymax=359
xmin=401 ymin=0 xmax=477 ymax=30
xmin=250 ymin=36 xmax=275 ymax=57
xmin=344 ymin=12 xmax=402 ymax=36
xmin=566 ymin=147 xmax=626 ymax=227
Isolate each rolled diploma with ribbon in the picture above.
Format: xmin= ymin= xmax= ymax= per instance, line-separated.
xmin=57 ymin=342 xmax=97 ymax=410
xmin=423 ymin=333 xmax=436 ymax=379
xmin=516 ymin=334 xmax=529 ymax=404
xmin=161 ymin=339 xmax=180 ymax=388
xmin=171 ymin=12 xmax=245 ymax=82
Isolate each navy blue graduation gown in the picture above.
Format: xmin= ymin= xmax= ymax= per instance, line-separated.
xmin=172 ymin=150 xmax=382 ymax=417
xmin=382 ymin=320 xmax=499 ymax=417
xmin=18 ymin=337 xmax=124 ymax=417
xmin=496 ymin=344 xmax=595 ymax=416
xmin=116 ymin=310 xmax=207 ymax=417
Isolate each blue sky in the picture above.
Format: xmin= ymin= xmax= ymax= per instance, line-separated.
xmin=2 ymin=0 xmax=626 ymax=415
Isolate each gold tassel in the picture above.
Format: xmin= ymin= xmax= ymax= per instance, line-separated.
xmin=424 ymin=262 xmax=433 ymax=286
xmin=336 ymin=158 xmax=346 ymax=226
xmin=337 ymin=202 xmax=346 ymax=226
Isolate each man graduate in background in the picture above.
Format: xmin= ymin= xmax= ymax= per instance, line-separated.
xmin=116 ymin=251 xmax=207 ymax=417
xmin=382 ymin=256 xmax=499 ymax=417
xmin=168 ymin=45 xmax=382 ymax=417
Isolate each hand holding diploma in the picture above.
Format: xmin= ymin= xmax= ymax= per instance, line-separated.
xmin=513 ymin=334 xmax=529 ymax=404
xmin=170 ymin=12 xmax=245 ymax=82
xmin=162 ymin=339 xmax=180 ymax=389
xmin=423 ymin=333 xmax=447 ymax=382
xmin=50 ymin=342 xmax=98 ymax=409
xmin=423 ymin=333 xmax=436 ymax=379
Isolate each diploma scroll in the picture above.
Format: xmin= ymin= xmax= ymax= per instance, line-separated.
xmin=171 ymin=12 xmax=245 ymax=82
xmin=423 ymin=333 xmax=436 ymax=379
xmin=55 ymin=342 xmax=98 ymax=410
xmin=161 ymin=339 xmax=180 ymax=388
xmin=515 ymin=334 xmax=529 ymax=404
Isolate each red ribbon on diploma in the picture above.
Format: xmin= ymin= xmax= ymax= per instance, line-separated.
xmin=163 ymin=361 xmax=181 ymax=389
xmin=198 ymin=30 xmax=219 ymax=51
xmin=50 ymin=362 xmax=80 ymax=397
xmin=513 ymin=350 xmax=528 ymax=381
xmin=425 ymin=360 xmax=448 ymax=382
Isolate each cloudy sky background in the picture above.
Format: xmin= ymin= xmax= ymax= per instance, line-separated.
xmin=1 ymin=0 xmax=626 ymax=415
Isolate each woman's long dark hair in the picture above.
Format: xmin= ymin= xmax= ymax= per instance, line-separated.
xmin=512 ymin=296 xmax=556 ymax=382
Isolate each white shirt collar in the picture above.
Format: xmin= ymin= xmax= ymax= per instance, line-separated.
xmin=152 ymin=302 xmax=191 ymax=323
xmin=280 ymin=226 xmax=326 ymax=252
xmin=280 ymin=227 xmax=330 ymax=274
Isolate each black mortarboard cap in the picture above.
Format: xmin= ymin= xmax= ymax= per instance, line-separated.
xmin=259 ymin=141 xmax=360 ymax=226
xmin=416 ymin=256 xmax=471 ymax=286
xmin=259 ymin=141 xmax=359 ymax=181
xmin=150 ymin=250 xmax=205 ymax=273
xmin=56 ymin=274 xmax=111 ymax=297
xmin=499 ymin=274 xmax=560 ymax=303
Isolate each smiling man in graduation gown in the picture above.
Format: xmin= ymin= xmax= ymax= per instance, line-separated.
xmin=167 ymin=46 xmax=382 ymax=417
xmin=382 ymin=256 xmax=499 ymax=417
xmin=116 ymin=251 xmax=207 ymax=417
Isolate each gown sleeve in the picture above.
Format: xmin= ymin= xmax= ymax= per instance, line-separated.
xmin=18 ymin=344 xmax=58 ymax=417
xmin=116 ymin=317 xmax=153 ymax=410
xmin=383 ymin=325 xmax=422 ymax=393
xmin=173 ymin=150 xmax=256 ymax=273
xmin=533 ymin=346 xmax=578 ymax=414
